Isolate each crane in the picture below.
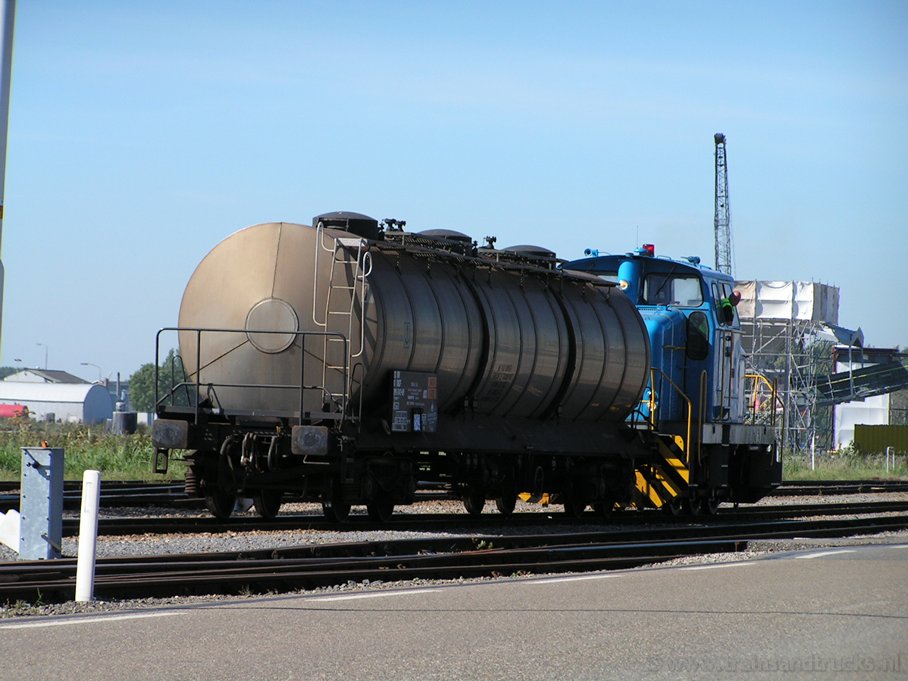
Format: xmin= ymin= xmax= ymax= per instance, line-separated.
xmin=713 ymin=132 xmax=733 ymax=276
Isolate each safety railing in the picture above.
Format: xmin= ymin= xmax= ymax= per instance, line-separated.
xmin=744 ymin=372 xmax=783 ymax=428
xmin=154 ymin=326 xmax=350 ymax=427
xmin=644 ymin=367 xmax=693 ymax=467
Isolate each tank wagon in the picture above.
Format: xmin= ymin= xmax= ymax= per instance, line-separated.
xmin=152 ymin=212 xmax=781 ymax=520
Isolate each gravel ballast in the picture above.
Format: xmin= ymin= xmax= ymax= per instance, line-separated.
xmin=2 ymin=492 xmax=907 ymax=619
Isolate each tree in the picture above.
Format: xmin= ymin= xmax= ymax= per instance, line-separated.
xmin=128 ymin=349 xmax=188 ymax=413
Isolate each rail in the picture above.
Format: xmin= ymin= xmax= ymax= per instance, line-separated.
xmin=154 ymin=326 xmax=351 ymax=426
xmin=6 ymin=512 xmax=908 ymax=604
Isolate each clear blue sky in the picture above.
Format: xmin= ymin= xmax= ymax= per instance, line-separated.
xmin=1 ymin=0 xmax=906 ymax=381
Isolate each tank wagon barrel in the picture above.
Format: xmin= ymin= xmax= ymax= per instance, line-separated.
xmin=174 ymin=215 xmax=650 ymax=424
xmin=152 ymin=211 xmax=780 ymax=521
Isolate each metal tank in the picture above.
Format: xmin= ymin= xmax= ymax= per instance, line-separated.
xmin=177 ymin=220 xmax=486 ymax=417
xmin=176 ymin=216 xmax=650 ymax=424
xmin=557 ymin=275 xmax=651 ymax=421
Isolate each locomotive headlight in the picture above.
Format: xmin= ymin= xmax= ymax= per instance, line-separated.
xmin=618 ymin=279 xmax=629 ymax=290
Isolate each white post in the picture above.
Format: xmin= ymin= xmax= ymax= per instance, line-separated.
xmin=886 ymin=446 xmax=894 ymax=474
xmin=810 ymin=436 xmax=815 ymax=471
xmin=75 ymin=470 xmax=101 ymax=602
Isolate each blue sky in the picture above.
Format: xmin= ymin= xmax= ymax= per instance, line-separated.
xmin=1 ymin=0 xmax=906 ymax=381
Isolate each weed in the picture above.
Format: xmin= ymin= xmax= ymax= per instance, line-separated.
xmin=783 ymin=448 xmax=908 ymax=480
xmin=0 ymin=421 xmax=183 ymax=482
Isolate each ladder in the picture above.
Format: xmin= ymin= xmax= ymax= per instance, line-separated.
xmin=312 ymin=222 xmax=372 ymax=418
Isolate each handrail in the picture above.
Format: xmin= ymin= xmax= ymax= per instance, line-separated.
xmin=647 ymin=366 xmax=693 ymax=466
xmin=717 ymin=330 xmax=729 ymax=420
xmin=698 ymin=369 xmax=707 ymax=466
xmin=154 ymin=326 xmax=350 ymax=427
xmin=312 ymin=221 xmax=341 ymax=328
xmin=744 ymin=372 xmax=784 ymax=422
xmin=352 ymin=250 xmax=372 ymax=359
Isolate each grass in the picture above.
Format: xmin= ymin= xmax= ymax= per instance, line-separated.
xmin=783 ymin=449 xmax=908 ymax=481
xmin=0 ymin=419 xmax=184 ymax=482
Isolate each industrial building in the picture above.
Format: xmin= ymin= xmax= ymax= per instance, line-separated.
xmin=735 ymin=280 xmax=908 ymax=452
xmin=0 ymin=380 xmax=114 ymax=424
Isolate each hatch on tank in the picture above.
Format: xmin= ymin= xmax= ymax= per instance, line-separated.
xmin=502 ymin=244 xmax=558 ymax=267
xmin=313 ymin=211 xmax=381 ymax=240
xmin=418 ymin=228 xmax=473 ymax=245
xmin=415 ymin=229 xmax=475 ymax=255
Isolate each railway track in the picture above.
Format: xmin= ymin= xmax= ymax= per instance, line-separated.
xmin=47 ymin=499 xmax=908 ymax=537
xmin=1 ymin=477 xmax=906 ymax=514
xmin=2 ymin=513 xmax=906 ymax=604
xmin=0 ymin=481 xmax=195 ymax=513
xmin=770 ymin=479 xmax=908 ymax=496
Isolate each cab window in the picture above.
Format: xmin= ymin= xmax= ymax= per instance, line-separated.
xmin=687 ymin=311 xmax=710 ymax=360
xmin=643 ymin=274 xmax=703 ymax=306
xmin=715 ymin=282 xmax=739 ymax=326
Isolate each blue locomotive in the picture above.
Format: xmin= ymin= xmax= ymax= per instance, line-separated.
xmin=565 ymin=243 xmax=780 ymax=514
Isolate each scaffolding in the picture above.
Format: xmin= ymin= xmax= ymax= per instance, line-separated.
xmin=736 ymin=280 xmax=854 ymax=452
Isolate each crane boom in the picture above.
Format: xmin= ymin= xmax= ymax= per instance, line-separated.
xmin=713 ymin=132 xmax=733 ymax=275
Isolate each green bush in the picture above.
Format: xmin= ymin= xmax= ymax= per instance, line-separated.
xmin=0 ymin=420 xmax=182 ymax=481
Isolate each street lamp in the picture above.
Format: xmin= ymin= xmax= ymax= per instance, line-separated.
xmin=36 ymin=342 xmax=48 ymax=370
xmin=80 ymin=362 xmax=103 ymax=383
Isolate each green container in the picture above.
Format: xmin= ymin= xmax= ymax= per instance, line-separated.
xmin=854 ymin=425 xmax=908 ymax=454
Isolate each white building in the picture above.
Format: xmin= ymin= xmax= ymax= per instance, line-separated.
xmin=3 ymin=369 xmax=88 ymax=384
xmin=0 ymin=382 xmax=114 ymax=424
xmin=830 ymin=347 xmax=905 ymax=449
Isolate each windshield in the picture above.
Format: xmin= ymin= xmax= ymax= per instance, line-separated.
xmin=642 ymin=274 xmax=704 ymax=306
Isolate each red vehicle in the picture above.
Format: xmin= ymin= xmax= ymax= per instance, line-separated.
xmin=0 ymin=404 xmax=29 ymax=419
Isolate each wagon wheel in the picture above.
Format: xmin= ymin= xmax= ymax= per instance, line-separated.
xmin=463 ymin=491 xmax=485 ymax=516
xmin=562 ymin=499 xmax=587 ymax=519
xmin=322 ymin=475 xmax=351 ymax=522
xmin=704 ymin=497 xmax=721 ymax=515
xmin=495 ymin=494 xmax=517 ymax=515
xmin=253 ymin=489 xmax=283 ymax=521
xmin=205 ymin=487 xmax=236 ymax=520
xmin=663 ymin=497 xmax=684 ymax=517
xmin=593 ymin=500 xmax=616 ymax=518
xmin=322 ymin=499 xmax=351 ymax=523
xmin=366 ymin=496 xmax=395 ymax=523
xmin=687 ymin=496 xmax=704 ymax=516
xmin=205 ymin=448 xmax=236 ymax=520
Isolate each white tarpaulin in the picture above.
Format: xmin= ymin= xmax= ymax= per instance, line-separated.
xmin=834 ymin=393 xmax=890 ymax=449
xmin=832 ymin=358 xmax=894 ymax=448
xmin=735 ymin=280 xmax=839 ymax=324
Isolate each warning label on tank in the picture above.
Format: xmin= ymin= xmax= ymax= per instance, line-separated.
xmin=391 ymin=371 xmax=438 ymax=433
